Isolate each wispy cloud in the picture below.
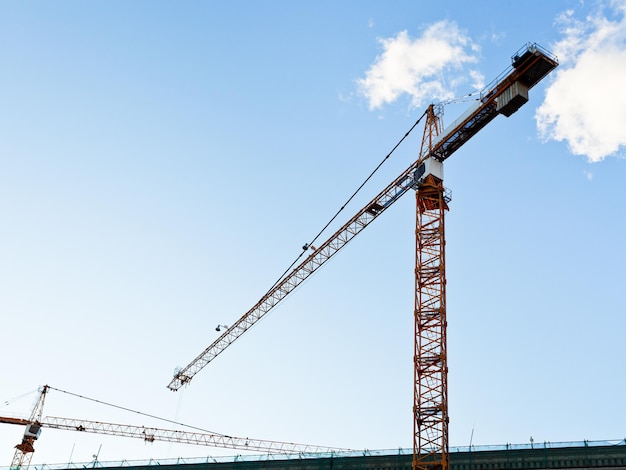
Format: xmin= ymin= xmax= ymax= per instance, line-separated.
xmin=357 ymin=21 xmax=483 ymax=110
xmin=536 ymin=0 xmax=626 ymax=162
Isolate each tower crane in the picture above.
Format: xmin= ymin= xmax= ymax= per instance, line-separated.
xmin=1 ymin=386 xmax=348 ymax=469
xmin=167 ymin=43 xmax=558 ymax=470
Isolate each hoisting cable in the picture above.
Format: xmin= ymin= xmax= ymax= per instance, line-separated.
xmin=270 ymin=108 xmax=428 ymax=290
xmin=0 ymin=388 xmax=39 ymax=409
xmin=47 ymin=386 xmax=226 ymax=437
xmin=438 ymin=91 xmax=481 ymax=106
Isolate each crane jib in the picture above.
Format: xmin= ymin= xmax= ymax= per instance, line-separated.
xmin=167 ymin=43 xmax=558 ymax=391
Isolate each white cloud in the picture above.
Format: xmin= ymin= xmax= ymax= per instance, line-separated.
xmin=490 ymin=31 xmax=506 ymax=45
xmin=357 ymin=21 xmax=482 ymax=110
xmin=536 ymin=0 xmax=626 ymax=162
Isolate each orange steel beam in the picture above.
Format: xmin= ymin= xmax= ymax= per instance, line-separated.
xmin=414 ymin=174 xmax=449 ymax=470
xmin=412 ymin=105 xmax=449 ymax=470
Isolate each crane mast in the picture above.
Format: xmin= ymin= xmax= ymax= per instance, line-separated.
xmin=168 ymin=43 xmax=558 ymax=470
xmin=413 ymin=107 xmax=449 ymax=470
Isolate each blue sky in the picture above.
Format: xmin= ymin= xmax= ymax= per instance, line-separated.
xmin=1 ymin=0 xmax=625 ymax=466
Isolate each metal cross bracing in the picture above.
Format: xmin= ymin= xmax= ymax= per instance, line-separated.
xmin=166 ymin=42 xmax=559 ymax=470
xmin=411 ymin=104 xmax=450 ymax=470
xmin=414 ymin=173 xmax=449 ymax=470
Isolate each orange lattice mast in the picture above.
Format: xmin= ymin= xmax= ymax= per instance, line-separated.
xmin=413 ymin=104 xmax=449 ymax=470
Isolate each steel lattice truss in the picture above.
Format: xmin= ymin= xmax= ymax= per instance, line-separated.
xmin=413 ymin=177 xmax=449 ymax=470
xmin=168 ymin=153 xmax=425 ymax=390
xmin=36 ymin=416 xmax=347 ymax=454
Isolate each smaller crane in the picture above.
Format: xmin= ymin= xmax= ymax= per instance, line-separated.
xmin=8 ymin=385 xmax=49 ymax=470
xmin=1 ymin=386 xmax=348 ymax=468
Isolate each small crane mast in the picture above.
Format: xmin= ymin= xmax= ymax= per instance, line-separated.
xmin=9 ymin=385 xmax=49 ymax=470
xmin=167 ymin=43 xmax=559 ymax=470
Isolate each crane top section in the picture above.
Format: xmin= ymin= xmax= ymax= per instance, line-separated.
xmin=426 ymin=42 xmax=557 ymax=164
